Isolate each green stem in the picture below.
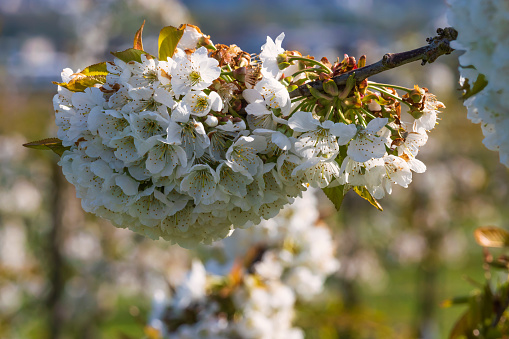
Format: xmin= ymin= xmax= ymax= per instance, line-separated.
xmin=336 ymin=106 xmax=349 ymax=124
xmin=324 ymin=105 xmax=334 ymax=121
xmin=368 ymin=86 xmax=413 ymax=108
xmin=290 ymin=68 xmax=327 ymax=78
xmin=355 ymin=110 xmax=367 ymax=127
xmin=288 ymin=57 xmax=332 ymax=74
xmin=368 ymin=82 xmax=412 ymax=92
xmin=359 ymin=107 xmax=395 ymax=132
xmin=291 ymin=100 xmax=308 ymax=115
xmin=291 ymin=96 xmax=306 ymax=103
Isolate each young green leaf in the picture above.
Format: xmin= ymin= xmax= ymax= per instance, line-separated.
xmin=352 ymin=186 xmax=383 ymax=211
xmin=52 ymin=74 xmax=106 ymax=92
xmin=322 ymin=185 xmax=346 ymax=211
xmin=23 ymin=138 xmax=70 ymax=156
xmin=462 ymin=72 xmax=488 ymax=100
xmin=158 ymin=26 xmax=184 ymax=61
xmin=111 ymin=48 xmax=151 ymax=63
xmin=80 ymin=62 xmax=108 ymax=76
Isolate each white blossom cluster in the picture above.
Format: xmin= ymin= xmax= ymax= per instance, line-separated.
xmin=214 ymin=188 xmax=340 ymax=300
xmin=52 ymin=24 xmax=443 ymax=246
xmin=147 ymin=190 xmax=338 ymax=338
xmin=448 ymin=0 xmax=509 ymax=167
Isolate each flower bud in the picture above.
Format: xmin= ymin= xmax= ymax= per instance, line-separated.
xmin=233 ymin=67 xmax=247 ymax=82
xmin=231 ymin=99 xmax=242 ymax=112
xmin=278 ymin=62 xmax=291 ymax=70
xmin=198 ymin=36 xmax=215 ymax=50
xmin=358 ymin=55 xmax=366 ymax=68
xmin=276 ymin=53 xmax=288 ymax=64
xmin=323 ymin=79 xmax=339 ymax=96
xmin=409 ymin=109 xmax=424 ymax=119
xmin=237 ymin=52 xmax=251 ymax=67
xmin=205 ymin=114 xmax=219 ymax=127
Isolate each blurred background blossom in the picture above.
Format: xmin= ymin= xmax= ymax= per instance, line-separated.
xmin=0 ymin=0 xmax=508 ymax=338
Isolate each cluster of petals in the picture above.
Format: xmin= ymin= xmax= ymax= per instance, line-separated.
xmin=54 ymin=25 xmax=440 ymax=246
xmin=448 ymin=0 xmax=509 ymax=167
xmin=147 ymin=190 xmax=338 ymax=338
xmin=54 ymin=29 xmax=306 ymax=247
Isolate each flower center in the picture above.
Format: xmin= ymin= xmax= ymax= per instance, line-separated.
xmin=143 ymin=70 xmax=158 ymax=82
xmin=189 ymin=71 xmax=202 ymax=86
xmin=193 ymin=97 xmax=209 ymax=114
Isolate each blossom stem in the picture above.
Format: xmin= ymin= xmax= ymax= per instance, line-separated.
xmin=288 ymin=57 xmax=332 ymax=74
xmin=367 ymin=82 xmax=412 ymax=92
xmin=336 ymin=106 xmax=349 ymax=124
xmin=367 ymin=86 xmax=413 ymax=108
xmin=355 ymin=110 xmax=367 ymax=127
xmin=290 ymin=68 xmax=328 ymax=78
xmin=291 ymin=96 xmax=306 ymax=103
xmin=324 ymin=105 xmax=334 ymax=121
xmin=290 ymin=100 xmax=307 ymax=115
xmin=359 ymin=107 xmax=396 ymax=132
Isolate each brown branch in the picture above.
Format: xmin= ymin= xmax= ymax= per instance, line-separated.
xmin=289 ymin=27 xmax=458 ymax=99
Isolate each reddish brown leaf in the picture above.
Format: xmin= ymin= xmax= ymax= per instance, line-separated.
xmin=133 ymin=20 xmax=145 ymax=50
xmin=474 ymin=226 xmax=509 ymax=248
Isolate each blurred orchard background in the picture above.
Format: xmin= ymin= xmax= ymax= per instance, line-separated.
xmin=0 ymin=0 xmax=508 ymax=338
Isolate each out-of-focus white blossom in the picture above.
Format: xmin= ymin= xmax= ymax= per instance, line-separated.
xmin=448 ymin=0 xmax=509 ymax=167
xmin=147 ymin=189 xmax=335 ymax=338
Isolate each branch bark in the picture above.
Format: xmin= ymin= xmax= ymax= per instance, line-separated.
xmin=289 ymin=27 xmax=458 ymax=99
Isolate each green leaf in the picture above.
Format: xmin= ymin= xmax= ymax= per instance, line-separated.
xmin=462 ymin=73 xmax=488 ymax=100
xmin=287 ymin=85 xmax=298 ymax=92
xmin=80 ymin=62 xmax=108 ymax=76
xmin=474 ymin=226 xmax=509 ymax=248
xmin=111 ymin=48 xmax=151 ymax=64
xmin=158 ymin=26 xmax=184 ymax=61
xmin=23 ymin=138 xmax=70 ymax=156
xmin=52 ymin=74 xmax=106 ymax=92
xmin=322 ymin=185 xmax=346 ymax=211
xmin=352 ymin=186 xmax=383 ymax=211
xmin=449 ymin=309 xmax=473 ymax=339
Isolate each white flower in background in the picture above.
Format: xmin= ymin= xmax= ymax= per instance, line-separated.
xmin=147 ymin=189 xmax=333 ymax=338
xmin=171 ymin=47 xmax=221 ymax=96
xmin=448 ymin=0 xmax=509 ymax=167
xmin=347 ymin=117 xmax=388 ymax=162
xmin=260 ymin=32 xmax=285 ymax=79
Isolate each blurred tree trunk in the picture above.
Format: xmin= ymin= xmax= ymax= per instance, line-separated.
xmin=47 ymin=162 xmax=65 ymax=339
